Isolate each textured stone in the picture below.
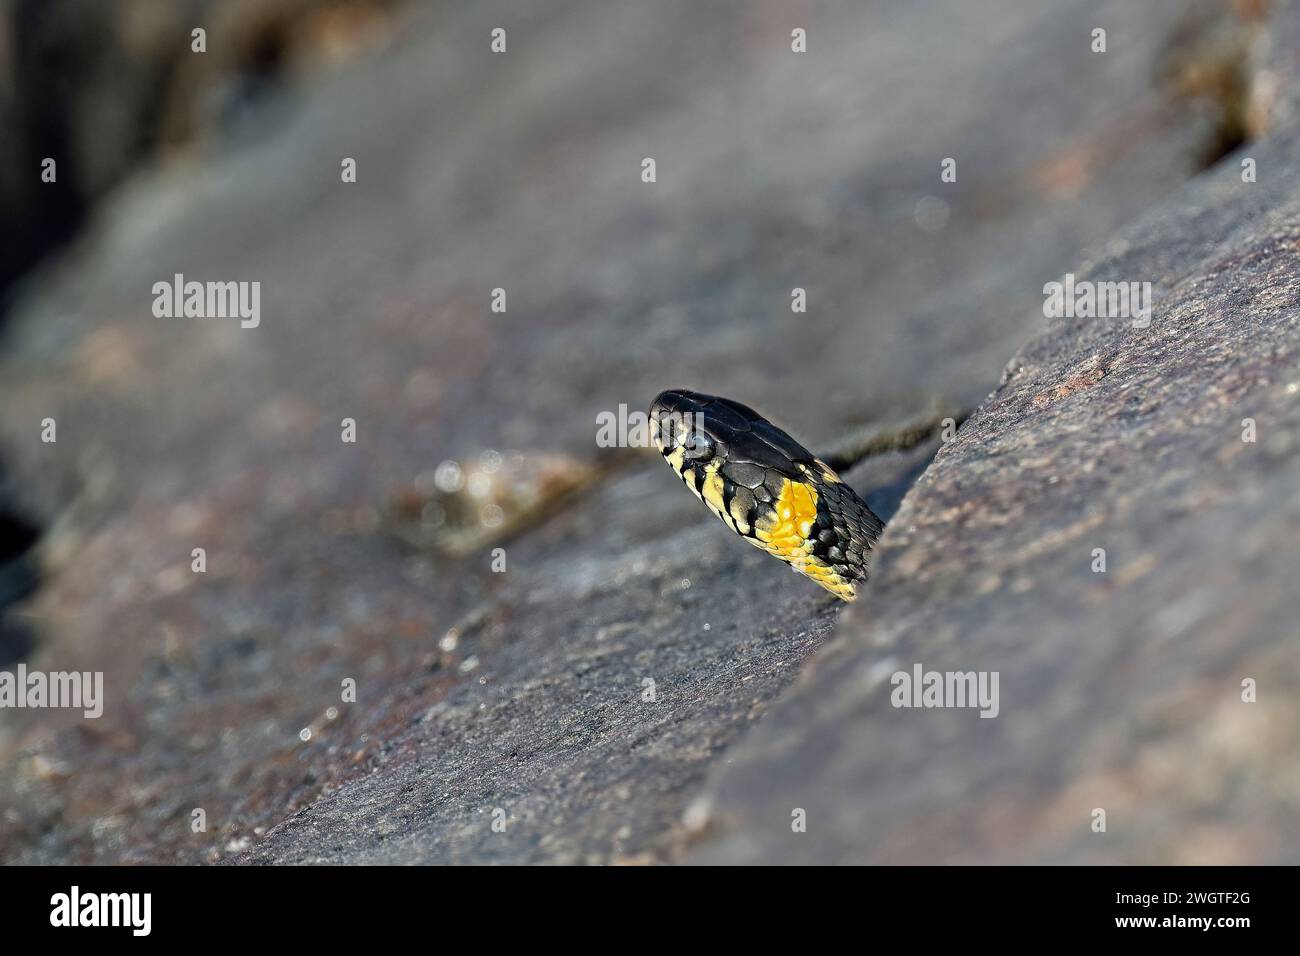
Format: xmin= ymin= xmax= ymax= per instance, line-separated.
xmin=691 ymin=109 xmax=1300 ymax=867
xmin=0 ymin=0 xmax=1290 ymax=864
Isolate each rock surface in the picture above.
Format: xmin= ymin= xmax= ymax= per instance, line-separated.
xmin=0 ymin=0 xmax=403 ymax=315
xmin=0 ymin=0 xmax=1295 ymax=864
xmin=692 ymin=127 xmax=1300 ymax=865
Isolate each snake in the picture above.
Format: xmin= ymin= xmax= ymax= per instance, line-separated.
xmin=650 ymin=389 xmax=886 ymax=602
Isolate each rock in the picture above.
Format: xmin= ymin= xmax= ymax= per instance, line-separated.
xmin=0 ymin=0 xmax=1292 ymax=864
xmin=690 ymin=49 xmax=1300 ymax=865
xmin=0 ymin=0 xmax=401 ymax=321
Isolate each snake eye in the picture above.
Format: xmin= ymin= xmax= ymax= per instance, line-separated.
xmin=683 ymin=431 xmax=715 ymax=461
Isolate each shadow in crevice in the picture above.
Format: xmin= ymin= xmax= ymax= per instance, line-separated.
xmin=863 ymin=456 xmax=934 ymax=525
xmin=0 ymin=463 xmax=42 ymax=667
xmin=1156 ymin=0 xmax=1267 ymax=173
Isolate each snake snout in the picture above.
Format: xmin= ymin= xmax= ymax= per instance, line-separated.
xmin=649 ymin=389 xmax=708 ymax=454
xmin=649 ymin=389 xmax=703 ymax=422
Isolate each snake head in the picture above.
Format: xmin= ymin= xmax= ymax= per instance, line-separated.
xmin=649 ymin=389 xmax=883 ymax=602
xmin=649 ymin=389 xmax=813 ymax=469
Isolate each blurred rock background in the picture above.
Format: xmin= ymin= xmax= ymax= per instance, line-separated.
xmin=0 ymin=0 xmax=1296 ymax=863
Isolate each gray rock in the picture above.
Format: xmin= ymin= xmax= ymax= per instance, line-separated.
xmin=0 ymin=0 xmax=1291 ymax=864
xmin=691 ymin=99 xmax=1300 ymax=867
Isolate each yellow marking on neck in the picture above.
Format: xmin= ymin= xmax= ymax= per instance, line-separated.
xmin=755 ymin=478 xmax=819 ymax=559
xmin=662 ymin=451 xmax=859 ymax=601
xmin=701 ymin=469 xmax=729 ymax=520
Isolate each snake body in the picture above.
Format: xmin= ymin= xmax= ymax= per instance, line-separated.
xmin=650 ymin=389 xmax=884 ymax=601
